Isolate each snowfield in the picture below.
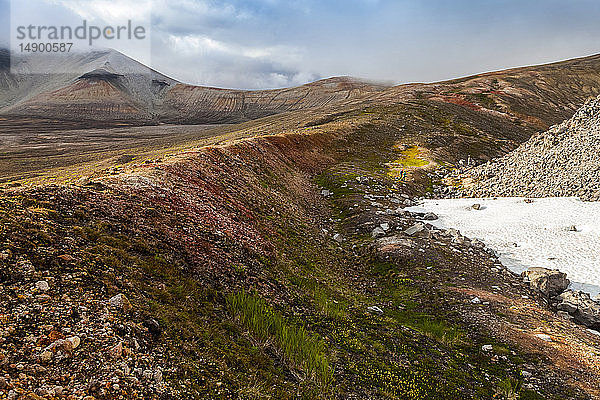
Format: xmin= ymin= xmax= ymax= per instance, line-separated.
xmin=408 ymin=197 xmax=600 ymax=298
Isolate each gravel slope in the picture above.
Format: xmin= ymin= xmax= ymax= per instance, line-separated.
xmin=463 ymin=95 xmax=600 ymax=201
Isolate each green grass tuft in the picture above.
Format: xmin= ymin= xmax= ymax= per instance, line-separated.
xmin=227 ymin=291 xmax=333 ymax=385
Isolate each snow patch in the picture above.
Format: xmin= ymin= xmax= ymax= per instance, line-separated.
xmin=409 ymin=197 xmax=600 ymax=298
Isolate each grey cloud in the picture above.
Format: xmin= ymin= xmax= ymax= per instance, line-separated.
xmin=3 ymin=0 xmax=600 ymax=89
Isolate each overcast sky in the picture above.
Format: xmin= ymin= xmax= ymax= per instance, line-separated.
xmin=2 ymin=0 xmax=600 ymax=89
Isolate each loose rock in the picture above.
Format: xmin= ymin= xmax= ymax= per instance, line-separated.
xmin=367 ymin=306 xmax=384 ymax=316
xmin=522 ymin=268 xmax=569 ymax=298
xmin=108 ymin=293 xmax=132 ymax=311
xmin=35 ymin=281 xmax=49 ymax=292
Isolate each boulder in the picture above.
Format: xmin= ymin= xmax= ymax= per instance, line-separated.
xmin=521 ymin=267 xmax=569 ymax=297
xmin=557 ymin=290 xmax=600 ymax=329
xmin=404 ymin=223 xmax=425 ymax=236
xmin=556 ymin=297 xmax=578 ymax=314
xmin=371 ymin=227 xmax=386 ymax=238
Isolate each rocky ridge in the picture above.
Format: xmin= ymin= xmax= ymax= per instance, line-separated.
xmin=461 ymin=95 xmax=600 ymax=201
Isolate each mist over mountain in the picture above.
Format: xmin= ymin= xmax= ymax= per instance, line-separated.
xmin=0 ymin=48 xmax=391 ymax=124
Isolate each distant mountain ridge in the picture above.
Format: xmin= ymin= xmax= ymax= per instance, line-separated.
xmin=0 ymin=49 xmax=389 ymax=124
xmin=2 ymin=49 xmax=600 ymax=128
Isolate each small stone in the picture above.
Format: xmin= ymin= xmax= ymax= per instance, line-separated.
xmin=481 ymin=344 xmax=493 ymax=352
xmin=108 ymin=342 xmax=123 ymax=359
xmin=380 ymin=223 xmax=390 ymax=231
xmin=471 ymin=239 xmax=485 ymax=248
xmin=35 ymin=294 xmax=51 ymax=302
xmin=333 ymin=233 xmax=343 ymax=243
xmin=35 ymin=281 xmax=50 ymax=292
xmin=87 ymin=379 xmax=101 ymax=393
xmin=143 ymin=318 xmax=161 ymax=336
xmin=568 ymin=225 xmax=578 ymax=232
xmin=471 ymin=297 xmax=481 ymax=304
xmin=76 ymin=176 xmax=91 ymax=186
xmin=535 ymin=333 xmax=552 ymax=342
xmin=108 ymin=294 xmax=132 ymax=311
xmin=40 ymin=350 xmax=52 ymax=363
xmin=423 ymin=212 xmax=438 ymax=221
xmin=404 ymin=223 xmax=425 ymax=236
xmin=557 ymin=311 xmax=573 ymax=320
xmin=34 ymin=388 xmax=51 ymax=398
xmin=371 ymin=227 xmax=386 ymax=238
xmin=56 ymin=338 xmax=74 ymax=352
xmin=153 ymin=370 xmax=163 ymax=383
xmin=557 ymin=300 xmax=578 ymax=314
xmin=367 ymin=306 xmax=384 ymax=315
xmin=143 ymin=370 xmax=153 ymax=381
xmin=67 ymin=336 xmax=81 ymax=350
xmin=471 ymin=203 xmax=481 ymax=210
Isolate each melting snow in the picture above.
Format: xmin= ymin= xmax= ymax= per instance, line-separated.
xmin=408 ymin=197 xmax=600 ymax=298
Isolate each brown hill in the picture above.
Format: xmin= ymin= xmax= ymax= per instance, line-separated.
xmin=6 ymin=50 xmax=600 ymax=130
xmin=0 ymin=49 xmax=389 ymax=124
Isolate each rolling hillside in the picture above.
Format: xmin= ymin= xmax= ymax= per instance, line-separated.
xmin=2 ymin=51 xmax=600 ymax=399
xmin=0 ymin=49 xmax=389 ymax=124
xmin=4 ymin=49 xmax=600 ymax=129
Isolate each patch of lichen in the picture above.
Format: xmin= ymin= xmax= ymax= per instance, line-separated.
xmin=393 ymin=146 xmax=430 ymax=168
